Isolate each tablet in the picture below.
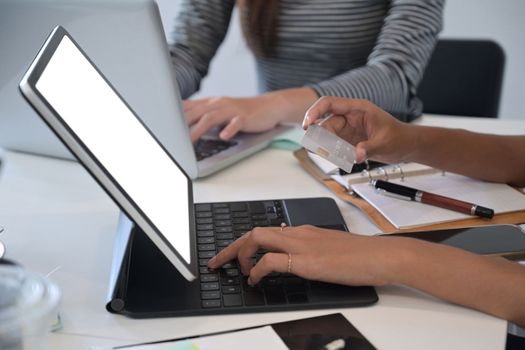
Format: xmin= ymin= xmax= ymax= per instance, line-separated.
xmin=19 ymin=26 xmax=198 ymax=281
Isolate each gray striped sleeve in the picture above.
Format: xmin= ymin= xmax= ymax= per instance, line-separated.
xmin=310 ymin=0 xmax=445 ymax=120
xmin=168 ymin=0 xmax=235 ymax=99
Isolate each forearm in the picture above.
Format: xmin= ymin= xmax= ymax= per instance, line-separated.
xmin=385 ymin=237 xmax=525 ymax=327
xmin=406 ymin=125 xmax=525 ymax=186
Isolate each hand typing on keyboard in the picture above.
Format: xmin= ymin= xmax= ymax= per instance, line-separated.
xmin=207 ymin=225 xmax=391 ymax=287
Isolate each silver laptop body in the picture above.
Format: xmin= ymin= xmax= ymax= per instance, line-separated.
xmin=0 ymin=0 xmax=290 ymax=178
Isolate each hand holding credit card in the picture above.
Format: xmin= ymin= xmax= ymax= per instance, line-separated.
xmin=301 ymin=123 xmax=356 ymax=173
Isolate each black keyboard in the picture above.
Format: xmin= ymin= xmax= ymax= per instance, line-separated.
xmin=194 ymin=138 xmax=237 ymax=161
xmin=194 ymin=200 xmax=312 ymax=308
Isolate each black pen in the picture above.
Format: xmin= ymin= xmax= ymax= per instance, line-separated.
xmin=371 ymin=179 xmax=495 ymax=219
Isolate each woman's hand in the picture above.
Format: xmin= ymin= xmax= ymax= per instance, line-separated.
xmin=184 ymin=96 xmax=282 ymax=142
xmin=207 ymin=224 xmax=395 ymax=287
xmin=185 ymin=87 xmax=318 ymax=142
xmin=302 ymin=97 xmax=418 ymax=164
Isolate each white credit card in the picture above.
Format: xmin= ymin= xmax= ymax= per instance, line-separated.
xmin=301 ymin=124 xmax=356 ymax=173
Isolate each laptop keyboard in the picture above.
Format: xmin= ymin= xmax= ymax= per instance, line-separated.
xmin=195 ymin=200 xmax=314 ymax=309
xmin=194 ymin=138 xmax=237 ymax=161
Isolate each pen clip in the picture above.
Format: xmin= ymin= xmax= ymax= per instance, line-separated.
xmin=375 ymin=188 xmax=412 ymax=201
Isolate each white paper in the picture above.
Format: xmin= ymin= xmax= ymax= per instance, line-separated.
xmin=352 ymin=172 xmax=525 ymax=229
xmin=96 ymin=326 xmax=288 ymax=350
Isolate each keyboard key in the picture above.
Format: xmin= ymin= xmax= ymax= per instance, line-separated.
xmin=196 ymin=212 xmax=212 ymax=218
xmin=230 ymin=203 xmax=247 ymax=212
xmin=263 ymin=277 xmax=281 ymax=286
xmin=198 ymin=244 xmax=216 ymax=251
xmin=199 ymin=259 xmax=210 ymax=266
xmin=223 ymin=294 xmax=243 ymax=307
xmin=197 ymin=230 xmax=214 ymax=237
xmin=232 ymin=218 xmax=250 ymax=224
xmin=233 ymin=224 xmax=251 ymax=231
xmin=197 ymin=224 xmax=213 ymax=231
xmin=214 ymin=208 xmax=230 ymax=214
xmin=221 ymin=277 xmax=240 ymax=286
xmin=249 ymin=202 xmax=266 ymax=214
xmin=216 ymin=240 xmax=233 ymax=247
xmin=200 ymin=267 xmax=217 ymax=275
xmin=195 ymin=204 xmax=212 ymax=212
xmin=196 ymin=218 xmax=213 ymax=225
xmin=216 ymin=233 xmax=233 ymax=240
xmin=214 ymin=214 xmax=231 ymax=220
xmin=216 ymin=227 xmax=233 ymax=233
xmin=201 ymin=274 xmax=219 ymax=283
xmin=222 ymin=261 xmax=237 ymax=269
xmin=202 ymin=300 xmax=221 ymax=308
xmin=197 ymin=237 xmax=215 ymax=244
xmin=251 ymin=214 xmax=267 ymax=220
xmin=222 ymin=285 xmax=241 ymax=294
xmin=223 ymin=268 xmax=240 ymax=277
xmin=212 ymin=203 xmax=229 ymax=208
xmin=232 ymin=212 xmax=248 ymax=218
xmin=252 ymin=220 xmax=268 ymax=227
xmin=198 ymin=251 xmax=216 ymax=259
xmin=215 ymin=220 xmax=232 ymax=227
xmin=201 ymin=282 xmax=219 ymax=291
xmin=201 ymin=291 xmax=220 ymax=300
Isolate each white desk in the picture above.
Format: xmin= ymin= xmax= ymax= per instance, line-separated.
xmin=1 ymin=115 xmax=524 ymax=349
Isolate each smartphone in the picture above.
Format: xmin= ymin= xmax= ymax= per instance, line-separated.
xmin=382 ymin=224 xmax=525 ymax=260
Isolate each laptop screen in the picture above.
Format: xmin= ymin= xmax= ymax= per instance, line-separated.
xmin=31 ymin=32 xmax=193 ymax=266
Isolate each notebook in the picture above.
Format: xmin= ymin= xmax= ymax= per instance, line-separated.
xmin=0 ymin=0 xmax=291 ymax=178
xmin=351 ymin=172 xmax=525 ymax=229
xmin=295 ymin=148 xmax=525 ymax=233
xmin=19 ymin=26 xmax=377 ymax=316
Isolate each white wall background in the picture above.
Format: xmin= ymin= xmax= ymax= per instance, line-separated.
xmin=157 ymin=0 xmax=525 ymax=120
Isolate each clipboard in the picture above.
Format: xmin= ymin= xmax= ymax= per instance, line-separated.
xmin=294 ymin=148 xmax=525 ymax=233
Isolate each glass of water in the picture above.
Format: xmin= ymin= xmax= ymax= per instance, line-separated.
xmin=0 ymin=264 xmax=61 ymax=350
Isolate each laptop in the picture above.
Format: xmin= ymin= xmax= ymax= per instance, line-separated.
xmin=19 ymin=26 xmax=377 ymax=316
xmin=0 ymin=0 xmax=291 ymax=178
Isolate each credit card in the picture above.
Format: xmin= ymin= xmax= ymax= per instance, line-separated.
xmin=301 ymin=124 xmax=356 ymax=173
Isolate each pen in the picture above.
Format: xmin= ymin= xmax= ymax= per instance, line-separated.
xmin=371 ymin=179 xmax=495 ymax=219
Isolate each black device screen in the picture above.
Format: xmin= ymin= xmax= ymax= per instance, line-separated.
xmin=384 ymin=225 xmax=525 ymax=259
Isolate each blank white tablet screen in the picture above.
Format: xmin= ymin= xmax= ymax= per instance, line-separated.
xmin=35 ymin=36 xmax=191 ymax=263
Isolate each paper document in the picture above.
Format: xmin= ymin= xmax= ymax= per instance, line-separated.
xmin=93 ymin=326 xmax=288 ymax=350
xmin=352 ymin=172 xmax=525 ymax=229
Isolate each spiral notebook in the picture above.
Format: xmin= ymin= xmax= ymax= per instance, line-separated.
xmin=294 ymin=148 xmax=525 ymax=233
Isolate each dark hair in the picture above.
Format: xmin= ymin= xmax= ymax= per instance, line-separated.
xmin=237 ymin=0 xmax=279 ymax=57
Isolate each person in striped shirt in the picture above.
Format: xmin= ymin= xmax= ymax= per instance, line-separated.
xmin=169 ymin=0 xmax=445 ymax=142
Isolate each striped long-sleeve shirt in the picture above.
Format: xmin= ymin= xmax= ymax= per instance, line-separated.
xmin=169 ymin=0 xmax=445 ymax=121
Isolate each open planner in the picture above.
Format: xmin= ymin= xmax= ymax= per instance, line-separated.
xmin=294 ymin=148 xmax=525 ymax=233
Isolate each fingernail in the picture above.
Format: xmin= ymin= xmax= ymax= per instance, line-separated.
xmin=247 ymin=277 xmax=254 ymax=286
xmin=302 ymin=119 xmax=308 ymax=129
xmin=207 ymin=256 xmax=216 ymax=267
